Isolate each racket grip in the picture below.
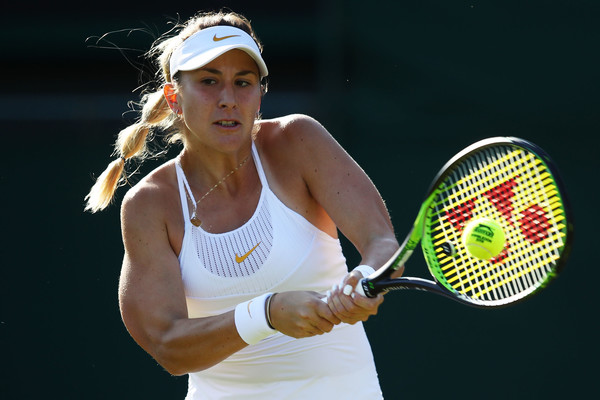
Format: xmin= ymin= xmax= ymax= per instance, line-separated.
xmin=355 ymin=279 xmax=367 ymax=297
xmin=321 ymin=280 xmax=369 ymax=301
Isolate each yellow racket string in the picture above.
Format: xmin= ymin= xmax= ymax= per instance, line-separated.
xmin=425 ymin=146 xmax=567 ymax=303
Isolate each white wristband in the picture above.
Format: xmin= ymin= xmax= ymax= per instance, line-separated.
xmin=354 ymin=264 xmax=376 ymax=278
xmin=234 ymin=293 xmax=277 ymax=345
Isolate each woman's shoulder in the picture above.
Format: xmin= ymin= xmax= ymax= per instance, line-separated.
xmin=258 ymin=114 xmax=325 ymax=135
xmin=256 ymin=114 xmax=330 ymax=153
xmin=121 ymin=160 xmax=179 ymax=218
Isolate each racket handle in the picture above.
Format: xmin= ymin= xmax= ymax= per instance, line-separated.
xmin=321 ymin=279 xmax=370 ymax=303
xmin=355 ymin=279 xmax=367 ymax=297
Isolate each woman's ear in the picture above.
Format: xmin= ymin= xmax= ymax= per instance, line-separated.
xmin=163 ymin=83 xmax=179 ymax=113
xmin=255 ymin=93 xmax=262 ymax=119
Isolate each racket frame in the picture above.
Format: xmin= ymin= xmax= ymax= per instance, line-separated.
xmin=358 ymin=137 xmax=573 ymax=307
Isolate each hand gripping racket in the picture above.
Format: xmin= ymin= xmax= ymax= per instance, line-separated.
xmin=355 ymin=137 xmax=573 ymax=307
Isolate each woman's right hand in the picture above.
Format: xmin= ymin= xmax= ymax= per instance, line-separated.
xmin=269 ymin=291 xmax=342 ymax=338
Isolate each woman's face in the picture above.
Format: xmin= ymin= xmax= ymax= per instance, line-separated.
xmin=175 ymin=49 xmax=262 ymax=153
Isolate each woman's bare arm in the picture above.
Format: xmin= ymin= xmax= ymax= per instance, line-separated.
xmin=274 ymin=115 xmax=400 ymax=322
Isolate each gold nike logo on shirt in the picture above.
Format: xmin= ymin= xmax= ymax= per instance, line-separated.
xmin=213 ymin=34 xmax=240 ymax=42
xmin=235 ymin=242 xmax=261 ymax=263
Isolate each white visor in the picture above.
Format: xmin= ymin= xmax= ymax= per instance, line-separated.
xmin=170 ymin=26 xmax=268 ymax=79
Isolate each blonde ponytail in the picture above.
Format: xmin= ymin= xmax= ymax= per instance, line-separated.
xmin=84 ymin=157 xmax=126 ymax=213
xmin=84 ymin=90 xmax=175 ymax=213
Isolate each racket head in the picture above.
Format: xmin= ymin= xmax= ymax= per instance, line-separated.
xmin=419 ymin=137 xmax=573 ymax=307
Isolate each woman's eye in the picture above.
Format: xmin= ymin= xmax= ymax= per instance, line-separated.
xmin=201 ymin=78 xmax=217 ymax=85
xmin=236 ymin=80 xmax=251 ymax=87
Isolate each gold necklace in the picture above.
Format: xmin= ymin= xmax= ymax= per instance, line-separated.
xmin=184 ymin=155 xmax=250 ymax=227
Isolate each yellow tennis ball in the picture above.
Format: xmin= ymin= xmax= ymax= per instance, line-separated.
xmin=462 ymin=218 xmax=506 ymax=260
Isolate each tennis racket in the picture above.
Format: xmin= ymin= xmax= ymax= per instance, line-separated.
xmin=355 ymin=137 xmax=573 ymax=307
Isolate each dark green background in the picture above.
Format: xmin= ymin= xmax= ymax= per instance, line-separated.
xmin=2 ymin=1 xmax=597 ymax=398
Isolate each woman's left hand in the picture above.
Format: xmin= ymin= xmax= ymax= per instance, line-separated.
xmin=326 ymin=270 xmax=384 ymax=325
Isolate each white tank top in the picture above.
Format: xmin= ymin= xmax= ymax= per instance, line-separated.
xmin=175 ymin=142 xmax=383 ymax=399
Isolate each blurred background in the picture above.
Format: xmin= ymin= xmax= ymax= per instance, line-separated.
xmin=1 ymin=1 xmax=597 ymax=398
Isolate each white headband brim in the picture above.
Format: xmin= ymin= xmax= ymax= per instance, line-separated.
xmin=170 ymin=26 xmax=268 ymax=79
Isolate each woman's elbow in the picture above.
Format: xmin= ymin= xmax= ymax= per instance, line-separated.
xmin=153 ymin=340 xmax=198 ymax=376
xmin=153 ymin=337 xmax=216 ymax=376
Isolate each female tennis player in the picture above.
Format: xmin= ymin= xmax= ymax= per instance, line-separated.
xmin=86 ymin=10 xmax=399 ymax=399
